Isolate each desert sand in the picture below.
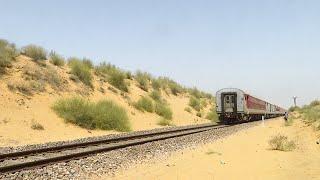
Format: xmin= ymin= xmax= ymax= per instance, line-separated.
xmin=111 ymin=118 xmax=320 ymax=180
xmin=0 ymin=56 xmax=211 ymax=147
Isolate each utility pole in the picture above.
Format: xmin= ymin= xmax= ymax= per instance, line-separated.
xmin=292 ymin=96 xmax=298 ymax=107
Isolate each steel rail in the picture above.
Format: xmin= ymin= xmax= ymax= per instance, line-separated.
xmin=0 ymin=124 xmax=228 ymax=173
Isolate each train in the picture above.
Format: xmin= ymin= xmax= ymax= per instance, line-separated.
xmin=216 ymin=88 xmax=286 ymax=123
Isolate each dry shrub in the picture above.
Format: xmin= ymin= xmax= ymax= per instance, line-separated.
xmin=22 ymin=45 xmax=47 ymax=61
xmin=23 ymin=65 xmax=63 ymax=90
xmin=269 ymin=135 xmax=296 ymax=151
xmin=31 ymin=122 xmax=44 ymax=130
xmin=135 ymin=71 xmax=151 ymax=91
xmin=49 ymin=51 xmax=65 ymax=66
xmin=0 ymin=39 xmax=18 ymax=74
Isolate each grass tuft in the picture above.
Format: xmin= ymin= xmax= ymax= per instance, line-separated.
xmin=133 ymin=96 xmax=154 ymax=113
xmin=49 ymin=51 xmax=65 ymax=66
xmin=31 ymin=122 xmax=44 ymax=130
xmin=206 ymin=110 xmax=219 ymax=123
xmin=22 ymin=45 xmax=47 ymax=61
xmin=155 ymin=102 xmax=173 ymax=120
xmin=0 ymin=39 xmax=18 ymax=74
xmin=135 ymin=71 xmax=151 ymax=91
xmin=68 ymin=58 xmax=93 ymax=87
xmin=95 ymin=62 xmax=129 ymax=92
xmin=149 ymin=90 xmax=162 ymax=102
xmin=269 ymin=134 xmax=296 ymax=151
xmin=158 ymin=118 xmax=173 ymax=126
xmin=52 ymin=97 xmax=131 ymax=132
xmin=189 ymin=96 xmax=201 ymax=111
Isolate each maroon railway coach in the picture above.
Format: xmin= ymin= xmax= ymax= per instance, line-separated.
xmin=216 ymin=88 xmax=286 ymax=123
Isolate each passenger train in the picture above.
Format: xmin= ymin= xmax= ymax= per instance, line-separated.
xmin=216 ymin=88 xmax=286 ymax=123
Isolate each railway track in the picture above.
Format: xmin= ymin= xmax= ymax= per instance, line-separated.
xmin=0 ymin=123 xmax=229 ymax=174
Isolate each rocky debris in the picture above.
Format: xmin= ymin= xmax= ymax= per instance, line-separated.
xmin=0 ymin=121 xmax=260 ymax=179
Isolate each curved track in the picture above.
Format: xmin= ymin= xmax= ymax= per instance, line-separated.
xmin=0 ymin=123 xmax=229 ymax=174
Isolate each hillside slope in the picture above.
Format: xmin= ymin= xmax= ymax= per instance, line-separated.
xmin=0 ymin=55 xmax=216 ymax=147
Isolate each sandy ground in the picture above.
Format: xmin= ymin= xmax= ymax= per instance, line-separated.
xmin=0 ymin=56 xmax=211 ymax=147
xmin=111 ymin=118 xmax=320 ymax=180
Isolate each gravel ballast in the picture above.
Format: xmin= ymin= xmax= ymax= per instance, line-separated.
xmin=0 ymin=121 xmax=262 ymax=179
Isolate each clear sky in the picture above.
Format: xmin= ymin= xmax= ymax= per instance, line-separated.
xmin=1 ymin=0 xmax=319 ymax=108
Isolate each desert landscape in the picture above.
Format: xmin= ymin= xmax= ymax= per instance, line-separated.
xmin=0 ymin=41 xmax=216 ymax=147
xmin=1 ymin=1 xmax=320 ymax=179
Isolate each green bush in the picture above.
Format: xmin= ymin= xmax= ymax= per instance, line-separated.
xmin=158 ymin=118 xmax=173 ymax=126
xmin=151 ymin=78 xmax=161 ymax=90
xmin=52 ymin=97 xmax=131 ymax=131
xmin=167 ymin=80 xmax=184 ymax=95
xmin=93 ymin=100 xmax=131 ymax=131
xmin=82 ymin=58 xmax=94 ymax=69
xmin=22 ymin=45 xmax=47 ymax=61
xmin=134 ymin=96 xmax=154 ymax=113
xmin=0 ymin=39 xmax=18 ymax=73
xmin=196 ymin=112 xmax=202 ymax=117
xmin=49 ymin=51 xmax=65 ymax=66
xmin=135 ymin=71 xmax=151 ymax=91
xmin=108 ymin=71 xmax=128 ymax=92
xmin=155 ymin=102 xmax=173 ymax=120
xmin=69 ymin=59 xmax=93 ymax=87
xmin=298 ymin=100 xmax=320 ymax=128
xmin=95 ymin=62 xmax=129 ymax=92
xmin=189 ymin=96 xmax=201 ymax=111
xmin=150 ymin=90 xmax=162 ymax=102
xmin=206 ymin=111 xmax=218 ymax=122
xmin=269 ymin=135 xmax=296 ymax=151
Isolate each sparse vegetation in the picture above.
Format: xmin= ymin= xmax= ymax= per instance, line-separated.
xmin=0 ymin=39 xmax=18 ymax=74
xmin=49 ymin=51 xmax=65 ymax=66
xmin=23 ymin=65 xmax=63 ymax=90
xmin=155 ymin=102 xmax=173 ymax=120
xmin=158 ymin=118 xmax=173 ymax=126
xmin=206 ymin=110 xmax=219 ymax=122
xmin=189 ymin=96 xmax=201 ymax=111
xmin=135 ymin=71 xmax=151 ymax=91
xmin=150 ymin=90 xmax=162 ymax=102
xmin=151 ymin=78 xmax=161 ymax=90
xmin=31 ymin=122 xmax=44 ymax=130
xmin=7 ymin=81 xmax=33 ymax=95
xmin=22 ymin=45 xmax=47 ymax=61
xmin=196 ymin=112 xmax=202 ymax=117
xmin=292 ymin=100 xmax=320 ymax=130
xmin=134 ymin=96 xmax=154 ymax=113
xmin=82 ymin=58 xmax=94 ymax=69
xmin=269 ymin=134 xmax=296 ymax=151
xmin=69 ymin=58 xmax=93 ymax=87
xmin=52 ymin=97 xmax=131 ymax=132
xmin=95 ymin=62 xmax=129 ymax=92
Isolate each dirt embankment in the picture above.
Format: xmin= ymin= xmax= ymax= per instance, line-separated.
xmin=112 ymin=118 xmax=320 ymax=180
xmin=0 ymin=56 xmax=213 ymax=147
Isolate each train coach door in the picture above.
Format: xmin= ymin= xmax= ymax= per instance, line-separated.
xmin=222 ymin=93 xmax=237 ymax=113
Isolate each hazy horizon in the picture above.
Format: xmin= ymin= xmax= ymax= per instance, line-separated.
xmin=1 ymin=0 xmax=320 ymax=108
